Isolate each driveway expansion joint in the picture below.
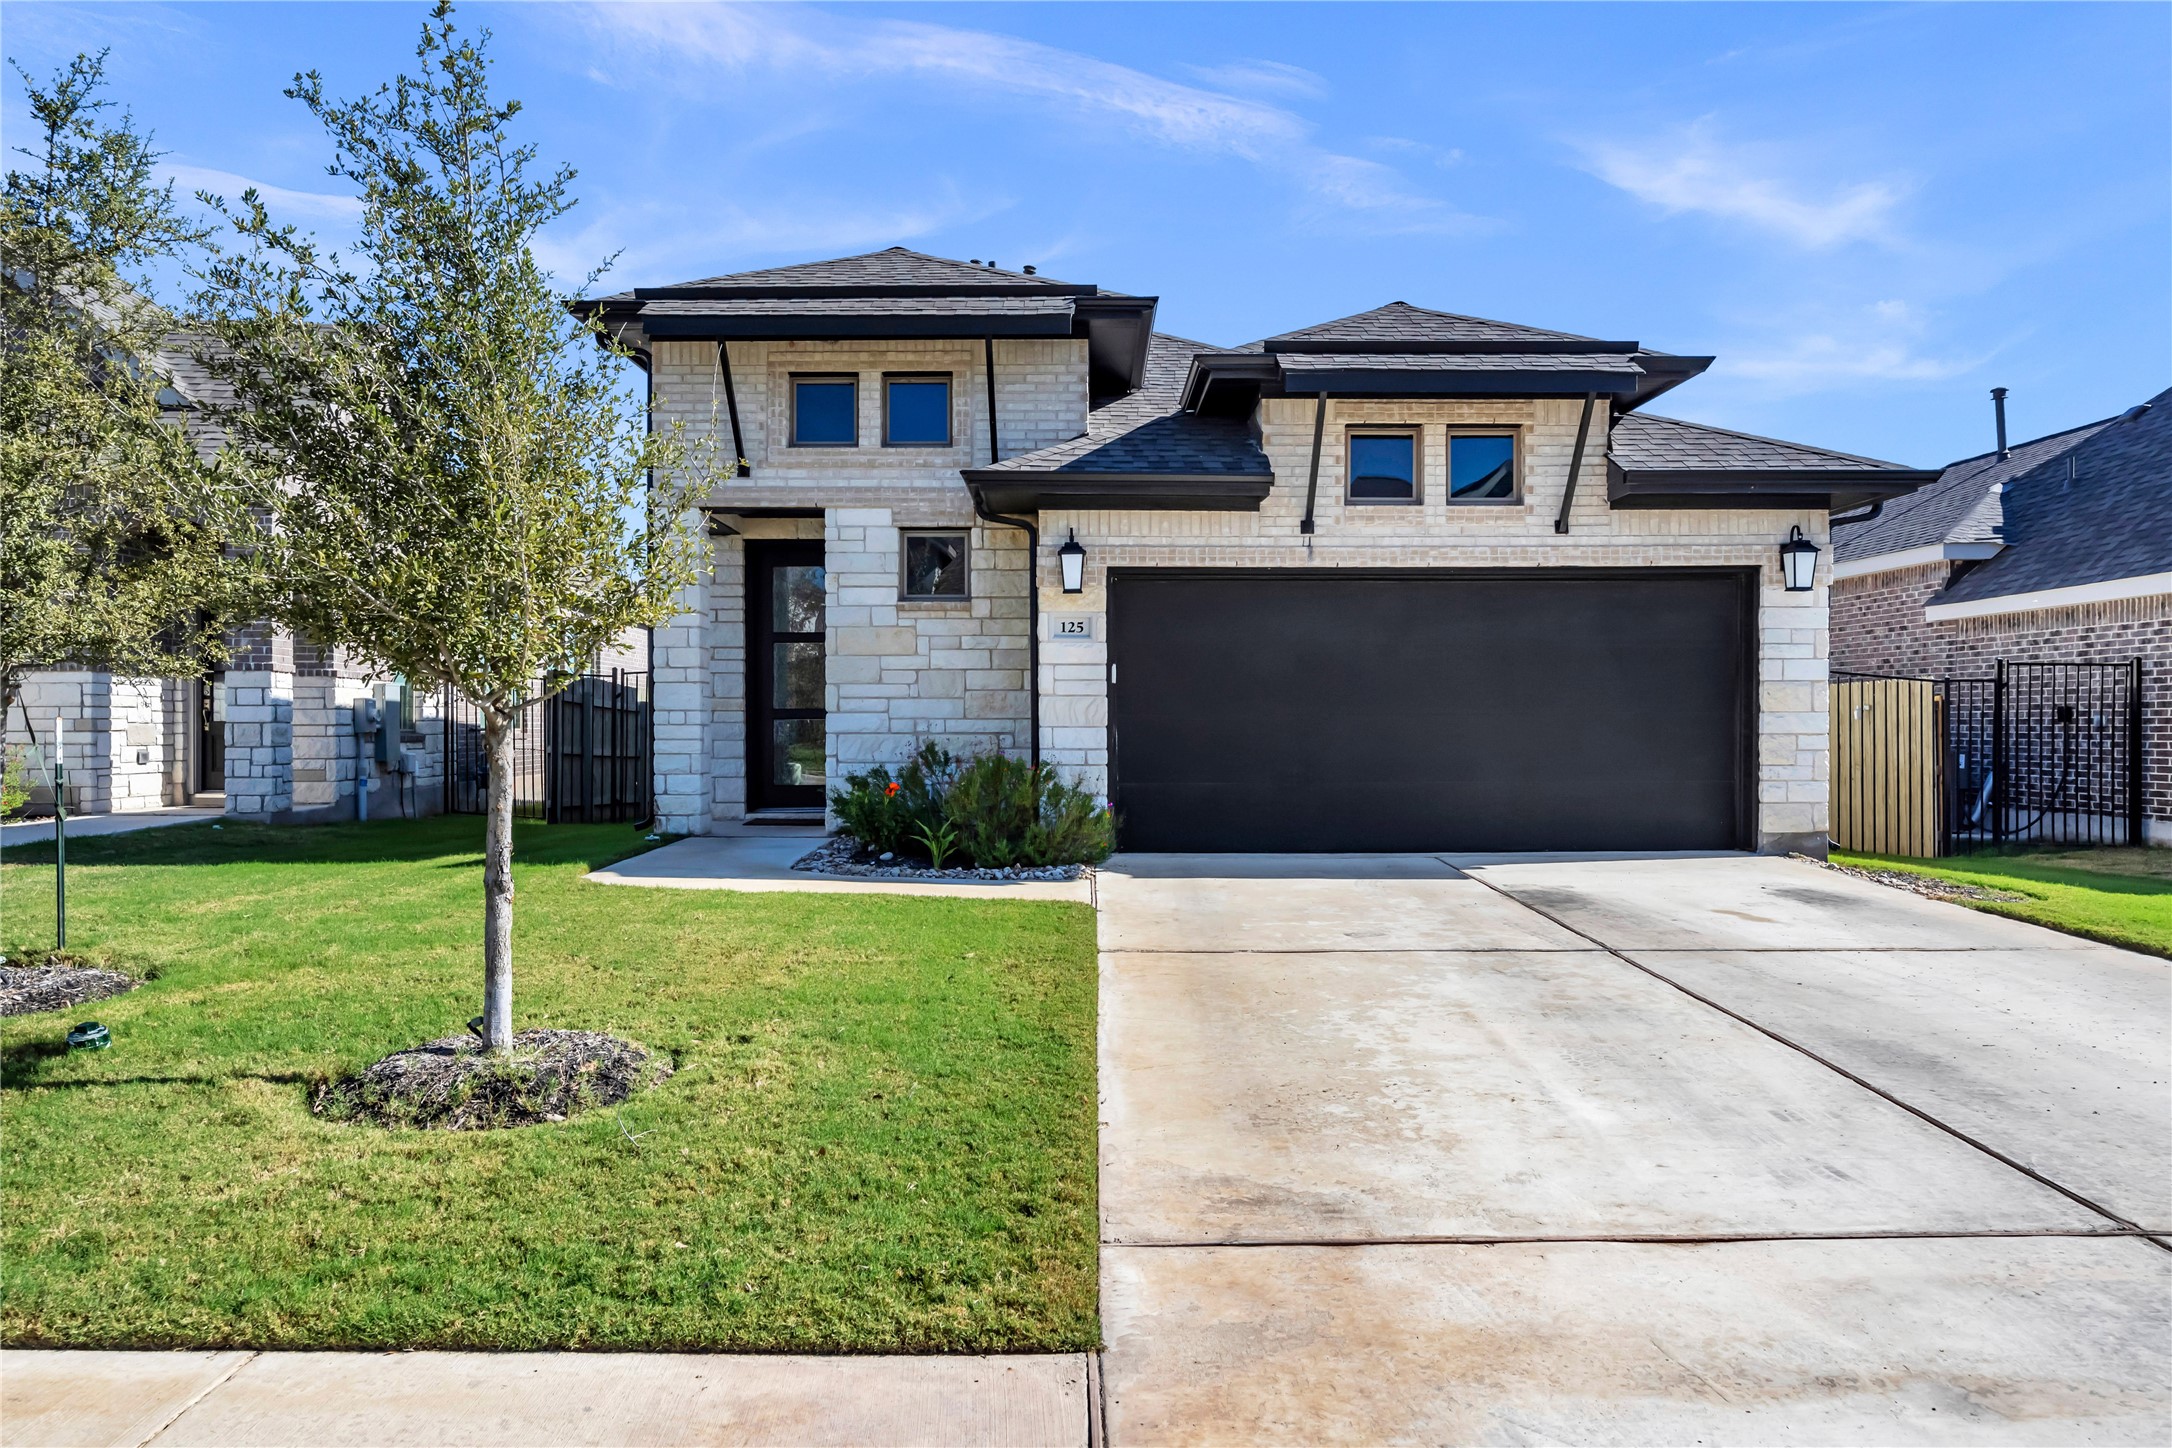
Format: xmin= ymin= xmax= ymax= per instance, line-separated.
xmin=137 ymin=1349 xmax=258 ymax=1447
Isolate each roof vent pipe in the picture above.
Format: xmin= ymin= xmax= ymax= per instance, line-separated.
xmin=1991 ymin=387 xmax=2010 ymax=460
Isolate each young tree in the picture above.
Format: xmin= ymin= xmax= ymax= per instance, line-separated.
xmin=0 ymin=53 xmax=235 ymax=731
xmin=191 ymin=3 xmax=714 ymax=1050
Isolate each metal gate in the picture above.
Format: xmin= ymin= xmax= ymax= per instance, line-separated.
xmin=1831 ymin=661 xmax=2143 ymax=856
xmin=444 ymin=672 xmax=652 ymax=824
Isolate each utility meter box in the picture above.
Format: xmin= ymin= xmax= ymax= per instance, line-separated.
xmin=373 ymin=684 xmax=405 ymax=766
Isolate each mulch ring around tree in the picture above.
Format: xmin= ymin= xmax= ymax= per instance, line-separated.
xmin=1798 ymin=855 xmax=2029 ymax=903
xmin=0 ymin=955 xmax=140 ymax=1017
xmin=312 ymin=1029 xmax=673 ymax=1131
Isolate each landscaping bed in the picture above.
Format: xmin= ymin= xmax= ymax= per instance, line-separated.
xmin=0 ymin=817 xmax=1099 ymax=1352
xmin=0 ymin=955 xmax=138 ymax=1017
xmin=792 ymin=833 xmax=1083 ymax=883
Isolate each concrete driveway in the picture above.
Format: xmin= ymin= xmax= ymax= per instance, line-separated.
xmin=1096 ymin=852 xmax=2172 ymax=1445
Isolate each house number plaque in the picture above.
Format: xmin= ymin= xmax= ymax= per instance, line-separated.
xmin=1048 ymin=616 xmax=1093 ymax=639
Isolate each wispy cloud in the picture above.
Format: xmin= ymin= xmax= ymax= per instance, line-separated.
xmin=1724 ymin=300 xmax=1993 ymax=392
xmin=167 ymin=163 xmax=364 ymax=223
xmin=532 ymin=189 xmax=1004 ymax=288
xmin=1581 ymin=121 xmax=1905 ymax=249
xmin=573 ymin=3 xmax=1487 ymax=237
xmin=1182 ymin=58 xmax=1329 ymax=101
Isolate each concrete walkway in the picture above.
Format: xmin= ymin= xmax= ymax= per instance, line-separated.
xmin=0 ymin=1349 xmax=1091 ymax=1447
xmin=1097 ymin=851 xmax=2172 ymax=1444
xmin=583 ymin=826 xmax=1093 ymax=902
xmin=0 ymin=807 xmax=222 ymax=848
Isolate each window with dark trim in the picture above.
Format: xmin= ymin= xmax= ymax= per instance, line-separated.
xmin=1448 ymin=433 xmax=1519 ymax=501
xmin=790 ymin=375 xmax=857 ymax=447
xmin=883 ymin=374 xmax=953 ymax=447
xmin=901 ymin=531 xmax=970 ymax=600
xmin=1346 ymin=429 xmax=1419 ymax=503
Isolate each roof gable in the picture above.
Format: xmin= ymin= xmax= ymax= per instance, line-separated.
xmin=1262 ymin=301 xmax=1609 ymax=350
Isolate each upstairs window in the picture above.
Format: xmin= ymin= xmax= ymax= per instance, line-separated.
xmin=902 ymin=532 xmax=970 ymax=600
xmin=1449 ymin=433 xmax=1518 ymax=500
xmin=1347 ymin=430 xmax=1419 ymax=503
xmin=791 ymin=375 xmax=857 ymax=446
xmin=884 ymin=375 xmax=953 ymax=446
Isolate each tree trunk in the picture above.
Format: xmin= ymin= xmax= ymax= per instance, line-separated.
xmin=481 ymin=706 xmax=516 ymax=1052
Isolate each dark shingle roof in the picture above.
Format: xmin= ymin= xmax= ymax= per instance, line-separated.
xmin=1833 ymin=417 xmax=2118 ymax=562
xmin=1279 ymin=351 xmax=1644 ymax=376
xmin=666 ymin=247 xmax=1080 ymax=292
xmin=1936 ymin=389 xmax=2172 ymax=602
xmin=1612 ymin=412 xmax=1918 ymax=474
xmin=973 ymin=334 xmax=1269 ymax=477
xmin=1264 ymin=301 xmax=1601 ymax=347
xmin=637 ymin=295 xmax=1076 ymax=321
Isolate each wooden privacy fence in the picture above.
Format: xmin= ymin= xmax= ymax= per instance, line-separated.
xmin=1831 ymin=663 xmax=2143 ymax=858
xmin=1830 ymin=676 xmax=1942 ymax=857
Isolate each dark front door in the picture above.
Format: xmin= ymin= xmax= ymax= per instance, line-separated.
xmin=196 ymin=675 xmax=225 ymax=794
xmin=747 ymin=541 xmax=826 ymax=811
xmin=1109 ymin=569 xmax=1753 ymax=853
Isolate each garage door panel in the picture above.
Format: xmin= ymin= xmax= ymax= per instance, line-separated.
xmin=1110 ymin=572 xmax=1750 ymax=853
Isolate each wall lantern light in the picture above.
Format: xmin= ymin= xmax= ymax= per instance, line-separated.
xmin=1780 ymin=525 xmax=1819 ymax=593
xmin=1058 ymin=529 xmax=1087 ymax=594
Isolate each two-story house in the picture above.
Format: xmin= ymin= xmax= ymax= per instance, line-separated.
xmin=581 ymin=248 xmax=1935 ymax=856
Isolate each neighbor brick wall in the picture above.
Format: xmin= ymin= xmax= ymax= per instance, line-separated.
xmin=1834 ymin=570 xmax=2171 ymax=835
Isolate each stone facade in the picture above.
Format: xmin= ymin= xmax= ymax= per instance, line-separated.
xmin=4 ymin=672 xmax=183 ymax=814
xmin=646 ymin=363 xmax=1836 ymax=851
xmin=1833 ymin=565 xmax=2171 ymax=840
xmin=1037 ymin=396 xmax=1832 ymax=854
xmin=647 ymin=338 xmax=1082 ymax=833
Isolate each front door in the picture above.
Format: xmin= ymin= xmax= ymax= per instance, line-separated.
xmin=196 ymin=675 xmax=226 ymax=795
xmin=747 ymin=541 xmax=826 ymax=811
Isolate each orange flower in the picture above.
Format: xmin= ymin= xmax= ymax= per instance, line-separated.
xmin=884 ymin=781 xmax=900 ymax=797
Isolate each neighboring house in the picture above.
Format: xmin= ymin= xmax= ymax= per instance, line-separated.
xmin=1831 ymin=389 xmax=2171 ymax=844
xmin=584 ymin=247 xmax=1939 ymax=855
xmin=4 ymin=331 xmax=450 ymax=824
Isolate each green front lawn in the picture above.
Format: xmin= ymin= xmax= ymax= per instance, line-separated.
xmin=1833 ymin=845 xmax=2172 ymax=958
xmin=0 ymin=818 xmax=1099 ymax=1352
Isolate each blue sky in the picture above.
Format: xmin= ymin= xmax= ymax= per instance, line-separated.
xmin=5 ymin=1 xmax=2165 ymax=466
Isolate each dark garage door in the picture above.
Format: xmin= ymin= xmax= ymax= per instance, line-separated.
xmin=1109 ymin=570 xmax=1753 ymax=853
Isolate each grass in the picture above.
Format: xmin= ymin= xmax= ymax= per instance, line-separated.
xmin=1832 ymin=844 xmax=2172 ymax=958
xmin=0 ymin=817 xmax=1099 ymax=1352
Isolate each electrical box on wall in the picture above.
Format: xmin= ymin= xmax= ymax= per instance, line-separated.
xmin=372 ymin=683 xmax=405 ymax=766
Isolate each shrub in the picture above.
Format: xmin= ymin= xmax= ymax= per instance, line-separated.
xmin=0 ymin=747 xmax=31 ymax=819
xmin=829 ymin=744 xmax=1114 ymax=868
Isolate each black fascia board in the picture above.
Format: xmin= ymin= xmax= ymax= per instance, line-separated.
xmin=1617 ymin=355 xmax=1715 ymax=412
xmin=960 ymin=469 xmax=1274 ymax=514
xmin=1181 ymin=353 xmax=1279 ymax=411
xmin=1074 ymin=295 xmax=1159 ymax=396
xmin=1261 ymin=337 xmax=1641 ymax=356
xmin=1607 ymin=461 xmax=1938 ymax=511
xmin=631 ymin=281 xmax=1099 ymax=300
xmin=1279 ymin=369 xmax=1641 ymax=397
xmin=640 ymin=313 xmax=1074 ymax=340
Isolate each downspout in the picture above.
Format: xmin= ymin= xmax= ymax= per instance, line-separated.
xmin=716 ymin=340 xmax=750 ymax=476
xmin=1553 ymin=392 xmax=1598 ymax=535
xmin=974 ymin=336 xmax=1041 ymax=769
xmin=1299 ymin=392 xmax=1329 ymax=535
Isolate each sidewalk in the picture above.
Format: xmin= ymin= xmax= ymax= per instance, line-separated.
xmin=0 ymin=1349 xmax=1094 ymax=1448
xmin=0 ymin=807 xmax=222 ymax=849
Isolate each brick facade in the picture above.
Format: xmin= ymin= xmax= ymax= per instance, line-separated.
xmin=1833 ymin=566 xmax=2171 ymax=839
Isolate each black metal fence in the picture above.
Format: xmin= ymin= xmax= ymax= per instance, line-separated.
xmin=444 ymin=672 xmax=652 ymax=824
xmin=1832 ymin=661 xmax=2143 ymax=856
